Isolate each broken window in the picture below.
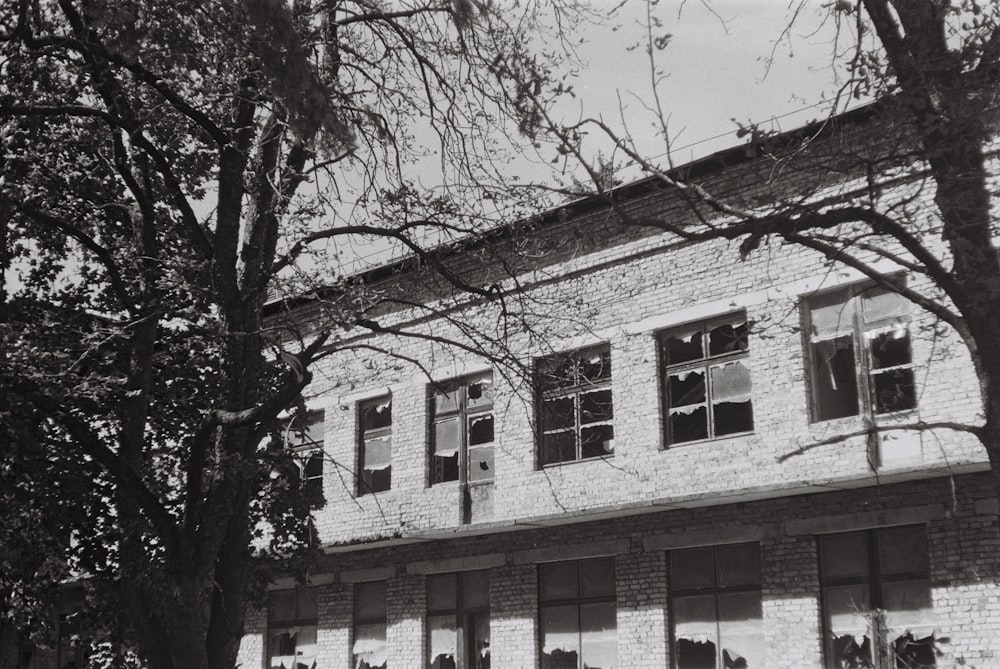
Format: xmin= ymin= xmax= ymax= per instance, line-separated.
xmin=359 ymin=398 xmax=391 ymax=495
xmin=661 ymin=314 xmax=754 ymax=444
xmin=283 ymin=410 xmax=325 ymax=509
xmin=431 ymin=373 xmax=495 ymax=486
xmin=539 ymin=557 xmax=617 ymax=669
xmin=354 ymin=581 xmax=387 ymax=669
xmin=806 ymin=282 xmax=915 ymax=423
xmin=537 ymin=346 xmax=614 ymax=465
xmin=268 ymin=587 xmax=319 ymax=669
xmin=819 ymin=526 xmax=937 ymax=669
xmin=670 ymin=543 xmax=763 ymax=669
xmin=427 ymin=570 xmax=491 ymax=669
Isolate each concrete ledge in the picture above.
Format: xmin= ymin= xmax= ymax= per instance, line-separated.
xmin=783 ymin=504 xmax=945 ymax=536
xmin=407 ymin=553 xmax=506 ymax=575
xmin=974 ymin=498 xmax=1000 ymax=516
xmin=512 ymin=539 xmax=630 ymax=565
xmin=339 ymin=566 xmax=396 ymax=584
xmin=268 ymin=573 xmax=337 ymax=590
xmin=643 ymin=524 xmax=780 ymax=552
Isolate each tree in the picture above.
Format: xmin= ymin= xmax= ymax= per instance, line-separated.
xmin=539 ymin=1 xmax=1000 ymax=495
xmin=0 ymin=1 xmax=580 ymax=667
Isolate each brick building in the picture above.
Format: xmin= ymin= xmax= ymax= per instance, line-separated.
xmin=238 ymin=107 xmax=1000 ymax=669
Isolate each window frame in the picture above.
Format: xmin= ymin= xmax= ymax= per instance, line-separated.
xmin=659 ymin=313 xmax=754 ymax=445
xmin=537 ymin=556 xmax=618 ymax=669
xmin=668 ymin=542 xmax=763 ymax=669
xmin=267 ymin=587 xmax=319 ymax=669
xmin=535 ymin=344 xmax=615 ymax=467
xmin=429 ymin=372 xmax=495 ymax=487
xmin=804 ymin=279 xmax=916 ymax=424
xmin=358 ymin=397 xmax=392 ymax=496
xmin=426 ymin=570 xmax=491 ymax=669
xmin=353 ymin=581 xmax=388 ymax=669
xmin=283 ymin=409 xmax=325 ymax=509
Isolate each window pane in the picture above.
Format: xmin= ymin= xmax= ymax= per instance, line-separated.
xmin=538 ymin=356 xmax=576 ymax=391
xmin=288 ymin=411 xmax=324 ymax=447
xmin=580 ymin=602 xmax=617 ymax=669
xmin=463 ymin=570 xmax=490 ymax=610
xmin=665 ymin=327 xmax=704 ymax=365
xmin=872 ymin=368 xmax=916 ymax=414
xmin=868 ymin=327 xmax=911 ymax=370
xmin=581 ymin=424 xmax=615 ymax=459
xmin=468 ymin=444 xmax=494 ymax=482
xmin=542 ymin=396 xmax=575 ymax=430
xmin=673 ymin=594 xmax=718 ymax=669
xmin=472 ymin=611 xmax=491 ymax=669
xmin=579 ymin=348 xmax=612 ymax=384
xmin=580 ymin=390 xmax=614 ymax=424
xmin=541 ymin=431 xmax=576 ymax=465
xmin=809 ymin=288 xmax=853 ymax=336
xmin=708 ymin=319 xmax=749 ymax=357
xmin=579 ymin=557 xmax=615 ymax=598
xmin=861 ymin=285 xmax=908 ymax=322
xmin=878 ymin=526 xmax=929 ymax=576
xmin=362 ymin=400 xmax=391 ymax=430
xmin=363 ymin=465 xmax=391 ymax=494
xmin=297 ymin=588 xmax=318 ymax=620
xmin=434 ymin=418 xmax=461 ymax=456
xmin=882 ymin=579 xmax=934 ymax=633
xmin=540 ymin=562 xmax=579 ymax=601
xmin=540 ymin=605 xmax=580 ymax=669
xmin=820 ymin=532 xmax=869 ymax=583
xmin=434 ymin=451 xmax=459 ymax=485
xmin=269 ymin=590 xmax=297 ymax=623
xmin=355 ymin=582 xmax=386 ymax=620
xmin=811 ymin=336 xmax=859 ymax=421
xmin=434 ymin=382 xmax=461 ymax=414
xmin=468 ymin=415 xmax=494 ymax=445
xmin=669 ymin=369 xmax=706 ymax=407
xmin=672 ymin=548 xmax=716 ymax=590
xmin=824 ymin=584 xmax=871 ymax=638
xmin=670 ymin=405 xmax=708 ymax=444
xmin=718 ymin=591 xmax=763 ymax=669
xmin=363 ymin=436 xmax=391 ymax=468
xmin=428 ymin=573 xmax=457 ymax=612
xmin=353 ymin=622 xmax=387 ymax=669
xmin=710 ymin=361 xmax=752 ymax=404
xmin=713 ymin=400 xmax=754 ymax=437
xmin=467 ymin=375 xmax=494 ymax=409
xmin=428 ymin=614 xmax=458 ymax=669
xmin=715 ymin=544 xmax=760 ymax=588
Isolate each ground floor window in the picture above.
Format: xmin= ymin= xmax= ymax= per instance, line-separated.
xmin=354 ymin=581 xmax=388 ymax=669
xmin=268 ymin=587 xmax=318 ymax=669
xmin=819 ymin=526 xmax=936 ymax=668
xmin=669 ymin=542 xmax=763 ymax=669
xmin=427 ymin=570 xmax=490 ymax=669
xmin=538 ymin=557 xmax=617 ymax=669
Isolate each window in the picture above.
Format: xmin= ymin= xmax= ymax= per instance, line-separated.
xmin=660 ymin=314 xmax=753 ymax=444
xmin=806 ymin=282 xmax=915 ymax=422
xmin=669 ymin=543 xmax=763 ymax=669
xmin=427 ymin=570 xmax=491 ymax=669
xmin=819 ymin=526 xmax=936 ymax=669
xmin=359 ymin=398 xmax=391 ymax=495
xmin=431 ymin=374 xmax=495 ymax=486
xmin=268 ymin=587 xmax=318 ymax=669
xmin=284 ymin=410 xmax=325 ymax=509
xmin=537 ymin=345 xmax=614 ymax=465
xmin=57 ymin=612 xmax=91 ymax=669
xmin=538 ymin=557 xmax=617 ymax=669
xmin=354 ymin=581 xmax=387 ymax=669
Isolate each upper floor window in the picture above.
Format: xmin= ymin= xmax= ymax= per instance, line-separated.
xmin=805 ymin=282 xmax=915 ymax=422
xmin=284 ymin=410 xmax=325 ymax=509
xmin=660 ymin=314 xmax=753 ymax=444
xmin=268 ymin=587 xmax=318 ymax=669
xmin=354 ymin=581 xmax=387 ymax=669
xmin=359 ymin=398 xmax=391 ymax=495
xmin=819 ymin=526 xmax=935 ymax=668
xmin=669 ymin=543 xmax=763 ymax=669
xmin=427 ymin=570 xmax=491 ymax=669
xmin=539 ymin=557 xmax=617 ymax=669
xmin=537 ymin=345 xmax=614 ymax=466
xmin=431 ymin=373 xmax=495 ymax=486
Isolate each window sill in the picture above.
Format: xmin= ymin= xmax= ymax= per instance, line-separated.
xmin=809 ymin=407 xmax=918 ymax=427
xmin=540 ymin=454 xmax=614 ymax=469
xmin=664 ymin=430 xmax=755 ymax=448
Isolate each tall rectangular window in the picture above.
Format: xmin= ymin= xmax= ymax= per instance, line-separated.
xmin=427 ymin=570 xmax=491 ymax=669
xmin=539 ymin=557 xmax=617 ymax=669
xmin=669 ymin=543 xmax=763 ymax=669
xmin=284 ymin=410 xmax=325 ymax=509
xmin=537 ymin=345 xmax=614 ymax=465
xmin=268 ymin=587 xmax=318 ymax=669
xmin=359 ymin=398 xmax=391 ymax=495
xmin=354 ymin=581 xmax=387 ymax=669
xmin=806 ymin=282 xmax=915 ymax=422
xmin=819 ymin=526 xmax=936 ymax=669
xmin=661 ymin=314 xmax=753 ymax=444
xmin=431 ymin=373 xmax=495 ymax=485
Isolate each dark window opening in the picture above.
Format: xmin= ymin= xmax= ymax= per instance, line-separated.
xmin=268 ymin=587 xmax=318 ymax=669
xmin=283 ymin=410 xmax=325 ymax=509
xmin=427 ymin=570 xmax=491 ymax=669
xmin=431 ymin=374 xmax=495 ymax=486
xmin=360 ymin=398 xmax=392 ymax=495
xmin=354 ymin=581 xmax=387 ymax=669
xmin=539 ymin=557 xmax=617 ymax=669
xmin=537 ymin=346 xmax=614 ymax=465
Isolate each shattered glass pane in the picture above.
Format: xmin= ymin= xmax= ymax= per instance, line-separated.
xmin=862 ymin=284 xmax=908 ymax=322
xmin=537 ymin=355 xmax=576 ymax=391
xmin=362 ymin=399 xmax=392 ymax=430
xmin=579 ymin=347 xmax=612 ymax=384
xmin=674 ymin=595 xmax=718 ymax=668
xmin=580 ymin=602 xmax=617 ymax=669
xmin=540 ymin=562 xmax=579 ymax=601
xmin=811 ymin=336 xmax=859 ymax=421
xmin=715 ymin=544 xmax=760 ymax=588
xmin=580 ymin=390 xmax=614 ymax=424
xmin=580 ymin=558 xmax=615 ymax=598
xmin=581 ymin=424 xmax=614 ymax=459
xmin=829 ymin=633 xmax=873 ymax=669
xmin=718 ymin=591 xmax=763 ymax=669
xmin=364 ymin=436 xmax=391 ymax=467
xmin=304 ymin=452 xmax=323 ymax=479
xmin=713 ymin=401 xmax=753 ymax=437
xmin=868 ymin=327 xmax=911 ymax=370
xmin=708 ymin=319 xmax=749 ymax=357
xmin=824 ymin=584 xmax=871 ymax=638
xmin=892 ymin=631 xmax=938 ymax=669
xmin=710 ymin=361 xmax=752 ymax=403
xmin=542 ymin=396 xmax=575 ymax=430
xmin=353 ymin=622 xmax=387 ymax=669
xmin=427 ymin=573 xmax=457 ymax=611
xmin=665 ymin=327 xmax=704 ymax=364
xmin=435 ymin=418 xmax=461 ymax=455
xmin=287 ymin=411 xmax=324 ymax=447
xmin=468 ymin=415 xmax=494 ymax=445
xmin=467 ymin=375 xmax=494 ymax=409
xmin=473 ymin=611 xmax=491 ymax=669
xmin=428 ymin=614 xmax=457 ymax=669
xmin=541 ymin=430 xmax=576 ymax=465
xmin=468 ymin=444 xmax=494 ymax=483
xmin=540 ymin=605 xmax=580 ymax=668
xmin=882 ymin=580 xmax=934 ymax=631
xmin=878 ymin=526 xmax=929 ymax=576
xmin=809 ymin=288 xmax=853 ymax=336
xmin=672 ymin=548 xmax=716 ymax=590
xmin=872 ymin=368 xmax=915 ymax=413
xmin=669 ymin=369 xmax=707 ymax=407
xmin=670 ymin=405 xmax=708 ymax=443
xmin=433 ymin=383 xmax=461 ymax=414
xmin=433 ymin=451 xmax=459 ymax=484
